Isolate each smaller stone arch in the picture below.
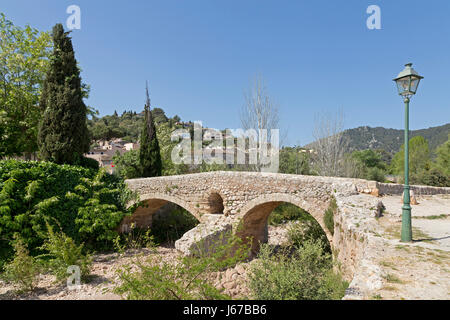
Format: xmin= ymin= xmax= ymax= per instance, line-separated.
xmin=207 ymin=191 xmax=225 ymax=214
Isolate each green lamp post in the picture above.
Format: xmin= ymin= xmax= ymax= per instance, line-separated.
xmin=393 ymin=63 xmax=424 ymax=242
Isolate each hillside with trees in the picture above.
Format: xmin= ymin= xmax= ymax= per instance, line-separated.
xmin=338 ymin=123 xmax=450 ymax=155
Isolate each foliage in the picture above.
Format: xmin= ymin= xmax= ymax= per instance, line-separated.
xmin=0 ymin=160 xmax=135 ymax=265
xmin=112 ymin=122 xmax=191 ymax=178
xmin=1 ymin=237 xmax=40 ymax=292
xmin=37 ymin=222 xmax=92 ymax=282
xmin=324 ymin=197 xmax=337 ymax=236
xmin=0 ymin=13 xmax=52 ymax=158
xmin=268 ymin=203 xmax=311 ymax=226
xmin=416 ymin=168 xmax=449 ymax=187
xmin=279 ymin=147 xmax=311 ymax=175
xmin=87 ymin=108 xmax=179 ymax=143
xmin=38 ymin=23 xmax=90 ymax=164
xmin=139 ymin=85 xmax=162 ymax=177
xmin=434 ymin=134 xmax=450 ymax=177
xmin=343 ymin=149 xmax=387 ymax=182
xmin=113 ymin=225 xmax=156 ymax=254
xmin=114 ymin=232 xmax=251 ymax=300
xmin=248 ymin=240 xmax=348 ymax=300
xmin=112 ymin=149 xmax=142 ymax=179
xmin=287 ymin=220 xmax=330 ymax=253
xmin=391 ymin=136 xmax=432 ymax=184
xmin=150 ymin=207 xmax=199 ymax=245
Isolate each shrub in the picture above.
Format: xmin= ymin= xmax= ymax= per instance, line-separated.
xmin=37 ymin=222 xmax=92 ymax=282
xmin=2 ymin=237 xmax=40 ymax=292
xmin=114 ymin=231 xmax=250 ymax=300
xmin=367 ymin=167 xmax=385 ymax=182
xmin=113 ymin=225 xmax=156 ymax=254
xmin=324 ymin=197 xmax=337 ymax=236
xmin=150 ymin=207 xmax=199 ymax=245
xmin=0 ymin=160 xmax=135 ymax=261
xmin=248 ymin=240 xmax=347 ymax=300
xmin=287 ymin=220 xmax=330 ymax=253
xmin=74 ymin=156 xmax=100 ymax=170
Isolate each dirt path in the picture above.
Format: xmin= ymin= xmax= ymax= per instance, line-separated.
xmin=370 ymin=194 xmax=450 ymax=300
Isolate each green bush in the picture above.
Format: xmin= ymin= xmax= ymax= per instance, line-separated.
xmin=149 ymin=207 xmax=199 ymax=245
xmin=248 ymin=240 xmax=348 ymax=300
xmin=287 ymin=220 xmax=330 ymax=253
xmin=366 ymin=167 xmax=385 ymax=182
xmin=37 ymin=222 xmax=92 ymax=282
xmin=113 ymin=225 xmax=156 ymax=254
xmin=324 ymin=197 xmax=337 ymax=236
xmin=0 ymin=160 xmax=135 ymax=265
xmin=2 ymin=237 xmax=40 ymax=292
xmin=74 ymin=156 xmax=100 ymax=170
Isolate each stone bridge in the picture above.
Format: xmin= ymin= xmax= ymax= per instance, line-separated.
xmin=122 ymin=171 xmax=450 ymax=298
xmin=122 ymin=172 xmax=363 ymax=243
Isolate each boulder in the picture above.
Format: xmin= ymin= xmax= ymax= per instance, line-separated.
xmin=175 ymin=214 xmax=234 ymax=256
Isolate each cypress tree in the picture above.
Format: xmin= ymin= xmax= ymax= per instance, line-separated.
xmin=38 ymin=24 xmax=90 ymax=164
xmin=139 ymin=82 xmax=162 ymax=177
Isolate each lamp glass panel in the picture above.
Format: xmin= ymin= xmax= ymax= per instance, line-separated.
xmin=410 ymin=76 xmax=420 ymax=94
xmin=396 ymin=77 xmax=411 ymax=95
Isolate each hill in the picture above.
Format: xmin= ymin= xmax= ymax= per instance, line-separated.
xmin=306 ymin=123 xmax=449 ymax=156
xmin=342 ymin=123 xmax=449 ymax=154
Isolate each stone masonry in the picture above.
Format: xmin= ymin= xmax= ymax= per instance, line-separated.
xmin=122 ymin=171 xmax=450 ymax=299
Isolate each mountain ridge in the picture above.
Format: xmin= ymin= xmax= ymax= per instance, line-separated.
xmin=306 ymin=123 xmax=450 ymax=155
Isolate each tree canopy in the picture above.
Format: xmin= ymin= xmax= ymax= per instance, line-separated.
xmin=38 ymin=24 xmax=90 ymax=164
xmin=0 ymin=13 xmax=52 ymax=158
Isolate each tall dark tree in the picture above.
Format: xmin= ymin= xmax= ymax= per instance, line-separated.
xmin=139 ymin=82 xmax=162 ymax=177
xmin=38 ymin=24 xmax=90 ymax=164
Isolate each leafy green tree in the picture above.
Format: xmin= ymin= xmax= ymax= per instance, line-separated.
xmin=151 ymin=107 xmax=168 ymax=124
xmin=0 ymin=13 xmax=52 ymax=158
xmin=279 ymin=147 xmax=311 ymax=175
xmin=139 ymin=83 xmax=162 ymax=177
xmin=391 ymin=136 xmax=431 ymax=184
xmin=344 ymin=149 xmax=387 ymax=182
xmin=113 ymin=149 xmax=141 ymax=179
xmin=434 ymin=134 xmax=450 ymax=176
xmin=38 ymin=24 xmax=91 ymax=164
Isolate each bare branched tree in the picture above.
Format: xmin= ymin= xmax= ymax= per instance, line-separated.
xmin=241 ymin=76 xmax=280 ymax=138
xmin=240 ymin=75 xmax=281 ymax=171
xmin=311 ymin=109 xmax=348 ymax=177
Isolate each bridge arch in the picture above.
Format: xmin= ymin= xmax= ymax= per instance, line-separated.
xmin=206 ymin=189 xmax=225 ymax=214
xmin=119 ymin=192 xmax=202 ymax=233
xmin=235 ymin=193 xmax=332 ymax=255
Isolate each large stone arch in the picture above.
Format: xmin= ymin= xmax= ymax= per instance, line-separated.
xmin=119 ymin=192 xmax=202 ymax=233
xmin=235 ymin=193 xmax=332 ymax=255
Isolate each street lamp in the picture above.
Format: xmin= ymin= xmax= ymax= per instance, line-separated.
xmin=393 ymin=63 xmax=423 ymax=242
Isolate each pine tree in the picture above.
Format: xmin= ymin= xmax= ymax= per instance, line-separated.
xmin=139 ymin=82 xmax=162 ymax=177
xmin=38 ymin=24 xmax=90 ymax=164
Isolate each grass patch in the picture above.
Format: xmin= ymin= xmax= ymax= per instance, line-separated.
xmin=413 ymin=214 xmax=449 ymax=220
xmin=384 ymin=273 xmax=404 ymax=284
xmin=379 ymin=260 xmax=398 ymax=270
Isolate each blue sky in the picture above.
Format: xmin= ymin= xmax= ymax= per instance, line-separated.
xmin=2 ymin=0 xmax=450 ymax=145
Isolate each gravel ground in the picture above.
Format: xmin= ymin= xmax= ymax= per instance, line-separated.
xmin=372 ymin=194 xmax=450 ymax=299
xmin=0 ymin=225 xmax=292 ymax=300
